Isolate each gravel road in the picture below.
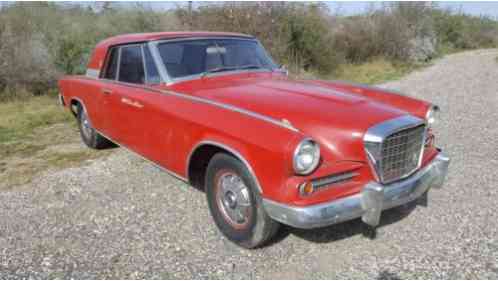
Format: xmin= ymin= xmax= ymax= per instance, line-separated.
xmin=1 ymin=50 xmax=497 ymax=279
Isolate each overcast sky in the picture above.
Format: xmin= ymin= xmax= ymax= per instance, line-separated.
xmin=327 ymin=1 xmax=498 ymax=18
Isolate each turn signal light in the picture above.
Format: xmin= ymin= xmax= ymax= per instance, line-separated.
xmin=299 ymin=182 xmax=314 ymax=196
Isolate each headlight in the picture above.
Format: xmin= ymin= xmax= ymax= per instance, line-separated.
xmin=293 ymin=138 xmax=320 ymax=175
xmin=426 ymin=105 xmax=440 ymax=126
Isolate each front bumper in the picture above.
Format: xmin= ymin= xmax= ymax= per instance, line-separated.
xmin=263 ymin=152 xmax=450 ymax=229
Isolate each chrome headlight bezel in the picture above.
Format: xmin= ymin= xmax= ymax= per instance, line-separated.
xmin=293 ymin=138 xmax=320 ymax=175
xmin=425 ymin=105 xmax=440 ymax=127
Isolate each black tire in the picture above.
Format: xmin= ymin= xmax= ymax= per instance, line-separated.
xmin=205 ymin=153 xmax=279 ymax=248
xmin=77 ymin=104 xmax=113 ymax=149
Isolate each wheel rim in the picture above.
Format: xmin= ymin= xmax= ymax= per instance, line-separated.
xmin=80 ymin=109 xmax=93 ymax=139
xmin=215 ymin=171 xmax=252 ymax=229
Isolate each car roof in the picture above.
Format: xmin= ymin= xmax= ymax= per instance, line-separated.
xmin=101 ymin=31 xmax=253 ymax=46
xmin=88 ymin=31 xmax=254 ymax=73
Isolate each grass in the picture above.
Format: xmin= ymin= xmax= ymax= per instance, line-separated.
xmin=332 ymin=58 xmax=426 ymax=85
xmin=0 ymin=95 xmax=112 ymax=189
xmin=0 ymin=95 xmax=72 ymax=143
xmin=293 ymin=58 xmax=427 ymax=85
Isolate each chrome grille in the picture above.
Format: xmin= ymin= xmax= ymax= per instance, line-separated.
xmin=380 ymin=124 xmax=425 ymax=183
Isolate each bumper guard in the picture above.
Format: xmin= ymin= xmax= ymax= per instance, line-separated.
xmin=263 ymin=152 xmax=450 ymax=229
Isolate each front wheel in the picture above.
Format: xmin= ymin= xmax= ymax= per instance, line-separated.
xmin=205 ymin=153 xmax=279 ymax=248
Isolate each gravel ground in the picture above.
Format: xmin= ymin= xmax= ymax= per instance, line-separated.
xmin=1 ymin=49 xmax=497 ymax=279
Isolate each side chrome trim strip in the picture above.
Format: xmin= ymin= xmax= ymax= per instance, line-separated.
xmin=165 ymin=89 xmax=298 ymax=132
xmin=95 ymin=129 xmax=189 ymax=183
xmin=186 ymin=140 xmax=263 ymax=193
xmin=81 ymin=76 xmax=299 ymax=133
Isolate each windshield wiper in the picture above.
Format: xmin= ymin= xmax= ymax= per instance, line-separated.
xmin=200 ymin=65 xmax=271 ymax=78
xmin=200 ymin=66 xmax=238 ymax=78
xmin=237 ymin=64 xmax=273 ymax=71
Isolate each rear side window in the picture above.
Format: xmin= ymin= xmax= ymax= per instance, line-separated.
xmin=118 ymin=45 xmax=145 ymax=84
xmin=143 ymin=46 xmax=160 ymax=84
xmin=103 ymin=47 xmax=119 ymax=80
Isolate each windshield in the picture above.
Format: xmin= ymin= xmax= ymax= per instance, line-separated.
xmin=156 ymin=38 xmax=277 ymax=79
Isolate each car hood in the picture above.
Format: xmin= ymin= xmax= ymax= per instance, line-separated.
xmin=168 ymin=75 xmax=411 ymax=162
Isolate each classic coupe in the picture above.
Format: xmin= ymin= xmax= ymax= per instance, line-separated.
xmin=58 ymin=32 xmax=450 ymax=248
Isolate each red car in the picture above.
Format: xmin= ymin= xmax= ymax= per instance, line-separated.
xmin=59 ymin=32 xmax=450 ymax=248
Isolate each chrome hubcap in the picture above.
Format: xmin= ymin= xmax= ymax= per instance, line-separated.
xmin=217 ymin=173 xmax=251 ymax=226
xmin=81 ymin=110 xmax=92 ymax=138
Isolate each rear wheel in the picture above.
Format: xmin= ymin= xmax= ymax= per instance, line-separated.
xmin=205 ymin=153 xmax=279 ymax=248
xmin=77 ymin=105 xmax=113 ymax=149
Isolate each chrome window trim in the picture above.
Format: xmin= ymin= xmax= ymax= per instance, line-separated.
xmin=117 ymin=43 xmax=146 ymax=84
xmin=115 ymin=46 xmax=122 ymax=81
xmin=99 ymin=46 xmax=120 ymax=80
xmin=144 ymin=42 xmax=164 ymax=84
xmin=148 ymin=41 xmax=170 ymax=84
xmin=363 ymin=115 xmax=426 ymax=184
xmin=153 ymin=36 xmax=256 ymax=45
xmin=141 ymin=44 xmax=149 ymax=84
xmin=186 ymin=140 xmax=263 ymax=193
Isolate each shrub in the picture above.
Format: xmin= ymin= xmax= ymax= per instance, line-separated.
xmin=0 ymin=2 xmax=181 ymax=100
xmin=0 ymin=1 xmax=497 ymax=100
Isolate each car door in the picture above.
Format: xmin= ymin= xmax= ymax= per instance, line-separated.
xmin=107 ymin=44 xmax=150 ymax=153
xmin=98 ymin=43 xmax=178 ymax=169
xmin=98 ymin=46 xmax=122 ymax=140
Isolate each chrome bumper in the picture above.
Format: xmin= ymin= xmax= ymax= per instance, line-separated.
xmin=263 ymin=152 xmax=450 ymax=229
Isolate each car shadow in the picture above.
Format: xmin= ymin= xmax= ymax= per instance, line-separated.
xmin=266 ymin=194 xmax=426 ymax=246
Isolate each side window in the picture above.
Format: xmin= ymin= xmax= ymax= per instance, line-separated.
xmin=143 ymin=45 xmax=160 ymax=84
xmin=118 ymin=45 xmax=145 ymax=84
xmin=103 ymin=47 xmax=119 ymax=80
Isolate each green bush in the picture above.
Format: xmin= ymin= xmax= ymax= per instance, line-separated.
xmin=0 ymin=2 xmax=497 ymax=100
xmin=432 ymin=9 xmax=498 ymax=50
xmin=0 ymin=2 xmax=181 ymax=100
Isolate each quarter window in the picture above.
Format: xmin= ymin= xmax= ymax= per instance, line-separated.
xmin=118 ymin=45 xmax=145 ymax=84
xmin=103 ymin=47 xmax=119 ymax=80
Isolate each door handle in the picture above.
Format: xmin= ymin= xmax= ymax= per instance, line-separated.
xmin=102 ymin=88 xmax=113 ymax=95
